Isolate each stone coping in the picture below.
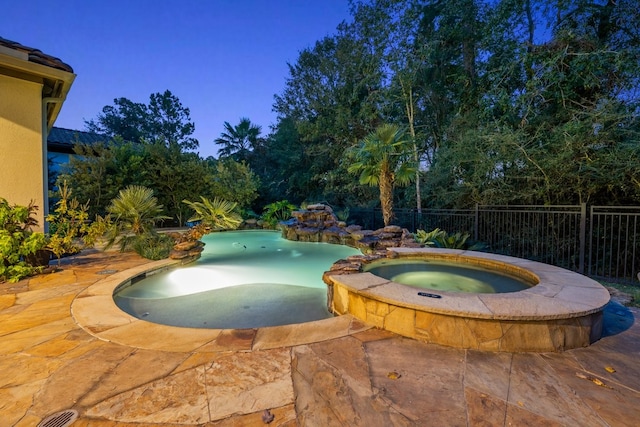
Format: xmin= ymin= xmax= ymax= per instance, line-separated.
xmin=71 ymin=259 xmax=370 ymax=353
xmin=327 ymin=248 xmax=611 ymax=321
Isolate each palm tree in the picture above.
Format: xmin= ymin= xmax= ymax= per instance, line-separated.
xmin=348 ymin=124 xmax=417 ymax=226
xmin=183 ymin=196 xmax=242 ymax=231
xmin=106 ymin=185 xmax=170 ymax=250
xmin=214 ymin=117 xmax=262 ymax=161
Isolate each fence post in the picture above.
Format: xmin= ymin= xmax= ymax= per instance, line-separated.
xmin=412 ymin=208 xmax=416 ymax=232
xmin=579 ymin=203 xmax=586 ymax=274
xmin=474 ymin=204 xmax=479 ymax=241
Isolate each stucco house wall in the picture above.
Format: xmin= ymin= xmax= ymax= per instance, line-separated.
xmin=0 ymin=74 xmax=47 ymax=227
xmin=0 ymin=38 xmax=75 ymax=232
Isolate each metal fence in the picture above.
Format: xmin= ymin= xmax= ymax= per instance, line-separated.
xmin=349 ymin=205 xmax=640 ymax=284
xmin=588 ymin=206 xmax=640 ymax=283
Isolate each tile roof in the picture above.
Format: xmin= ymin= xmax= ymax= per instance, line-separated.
xmin=48 ymin=127 xmax=108 ymax=153
xmin=0 ymin=36 xmax=73 ymax=73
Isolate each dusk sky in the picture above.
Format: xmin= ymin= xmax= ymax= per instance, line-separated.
xmin=2 ymin=1 xmax=352 ymax=158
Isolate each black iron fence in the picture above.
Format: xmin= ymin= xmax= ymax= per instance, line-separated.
xmin=349 ymin=205 xmax=640 ymax=284
xmin=588 ymin=206 xmax=640 ymax=282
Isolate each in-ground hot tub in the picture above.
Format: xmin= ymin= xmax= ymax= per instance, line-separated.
xmin=363 ymin=258 xmax=535 ymax=293
xmin=323 ymin=247 xmax=610 ymax=352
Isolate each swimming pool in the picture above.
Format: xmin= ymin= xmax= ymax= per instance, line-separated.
xmin=113 ymin=230 xmax=360 ymax=329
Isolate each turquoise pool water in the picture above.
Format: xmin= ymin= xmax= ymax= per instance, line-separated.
xmin=114 ymin=230 xmax=360 ymax=329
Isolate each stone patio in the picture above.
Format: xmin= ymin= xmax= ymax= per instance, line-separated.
xmin=1 ymin=250 xmax=639 ymax=426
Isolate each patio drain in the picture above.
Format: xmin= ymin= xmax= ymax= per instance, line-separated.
xmin=38 ymin=409 xmax=78 ymax=427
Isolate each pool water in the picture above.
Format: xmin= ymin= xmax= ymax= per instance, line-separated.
xmin=364 ymin=258 xmax=532 ymax=293
xmin=114 ymin=230 xmax=360 ymax=328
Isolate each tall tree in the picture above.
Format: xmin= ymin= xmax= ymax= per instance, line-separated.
xmin=252 ymin=118 xmax=314 ymax=205
xmin=273 ymin=24 xmax=386 ymax=204
xmin=268 ymin=0 xmax=639 ymax=208
xmin=426 ymin=0 xmax=640 ymax=206
xmin=350 ymin=0 xmax=447 ymax=211
xmin=85 ymin=90 xmax=198 ymax=150
xmin=206 ymin=157 xmax=260 ymax=209
xmin=146 ymin=91 xmax=198 ymax=150
xmin=214 ymin=117 xmax=262 ymax=162
xmin=142 ymin=142 xmax=212 ymax=225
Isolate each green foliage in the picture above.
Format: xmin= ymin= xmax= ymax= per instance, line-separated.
xmin=422 ymin=1 xmax=640 ymax=207
xmin=207 ymin=158 xmax=260 ymax=209
xmin=262 ymin=200 xmax=297 ymax=228
xmin=183 ymin=197 xmax=243 ymax=231
xmin=106 ymin=186 xmax=170 ymax=251
xmin=270 ymin=25 xmax=386 ymax=205
xmin=82 ymin=215 xmax=113 ymax=248
xmin=0 ymin=198 xmax=47 ymax=283
xmin=85 ymin=89 xmax=198 ymax=150
xmin=249 ymin=118 xmax=300 ymax=204
xmin=46 ymin=182 xmax=90 ymax=262
xmin=61 ymin=140 xmax=258 ymax=226
xmin=335 ymin=207 xmax=350 ymax=222
xmin=263 ymin=0 xmax=640 ymax=209
xmin=142 ymin=142 xmax=214 ymax=226
xmin=601 ymin=281 xmax=640 ymax=308
xmin=60 ymin=140 xmax=147 ymax=218
xmin=215 ymin=117 xmax=262 ymax=162
xmin=131 ymin=231 xmax=174 ymax=260
xmin=348 ymin=124 xmax=417 ymax=225
xmin=61 ymin=1 xmax=640 ymax=212
xmin=348 ymin=124 xmax=416 ymax=187
xmin=414 ymin=228 xmax=486 ymax=251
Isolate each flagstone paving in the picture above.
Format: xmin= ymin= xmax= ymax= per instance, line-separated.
xmin=1 ymin=250 xmax=639 ymax=426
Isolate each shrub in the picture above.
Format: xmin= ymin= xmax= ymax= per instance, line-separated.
xmin=46 ymin=181 xmax=90 ymax=263
xmin=0 ymin=198 xmax=47 ymax=283
xmin=336 ymin=207 xmax=350 ymax=222
xmin=262 ymin=200 xmax=296 ymax=228
xmin=183 ymin=196 xmax=242 ymax=231
xmin=106 ymin=186 xmax=170 ymax=251
xmin=414 ymin=228 xmax=487 ymax=250
xmin=131 ymin=232 xmax=174 ymax=260
xmin=82 ymin=214 xmax=113 ymax=248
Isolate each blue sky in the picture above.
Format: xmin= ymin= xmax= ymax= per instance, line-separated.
xmin=2 ymin=1 xmax=351 ymax=157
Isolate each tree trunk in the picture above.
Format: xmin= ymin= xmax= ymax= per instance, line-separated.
xmin=401 ymin=79 xmax=422 ymax=213
xmin=379 ymin=169 xmax=394 ymax=226
xmin=525 ymin=0 xmax=535 ymax=81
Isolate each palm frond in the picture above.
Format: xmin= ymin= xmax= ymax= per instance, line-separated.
xmin=107 ymin=185 xmax=170 ymax=236
xmin=183 ymin=196 xmax=242 ymax=230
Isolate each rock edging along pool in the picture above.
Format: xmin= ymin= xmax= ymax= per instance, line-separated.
xmin=323 ymin=247 xmax=611 ymax=352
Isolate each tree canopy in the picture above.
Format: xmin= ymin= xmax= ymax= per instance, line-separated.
xmin=85 ymin=90 xmax=199 ymax=150
xmin=260 ymin=0 xmax=640 ymax=209
xmin=61 ymin=0 xmax=640 ymax=226
xmin=60 ymin=141 xmax=259 ymax=226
